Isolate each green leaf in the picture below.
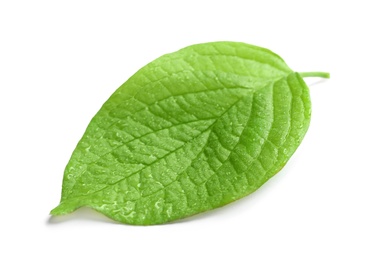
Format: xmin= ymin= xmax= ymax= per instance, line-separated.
xmin=51 ymin=41 xmax=327 ymax=225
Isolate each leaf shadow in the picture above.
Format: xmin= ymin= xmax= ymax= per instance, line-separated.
xmin=305 ymin=78 xmax=329 ymax=87
xmin=170 ymin=189 xmax=266 ymax=225
xmin=47 ymin=207 xmax=118 ymax=225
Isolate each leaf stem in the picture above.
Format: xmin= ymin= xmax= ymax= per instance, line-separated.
xmin=299 ymin=72 xmax=330 ymax=78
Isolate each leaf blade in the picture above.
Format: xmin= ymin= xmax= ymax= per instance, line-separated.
xmin=52 ymin=42 xmax=311 ymax=225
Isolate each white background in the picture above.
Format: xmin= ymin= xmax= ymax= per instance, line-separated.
xmin=1 ymin=1 xmax=367 ymax=259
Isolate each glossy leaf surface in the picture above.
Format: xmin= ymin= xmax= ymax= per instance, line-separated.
xmin=51 ymin=42 xmax=312 ymax=225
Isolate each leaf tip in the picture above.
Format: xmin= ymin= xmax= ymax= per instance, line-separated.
xmin=50 ymin=200 xmax=81 ymax=216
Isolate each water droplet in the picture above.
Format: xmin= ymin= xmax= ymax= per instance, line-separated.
xmin=155 ymin=199 xmax=163 ymax=209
